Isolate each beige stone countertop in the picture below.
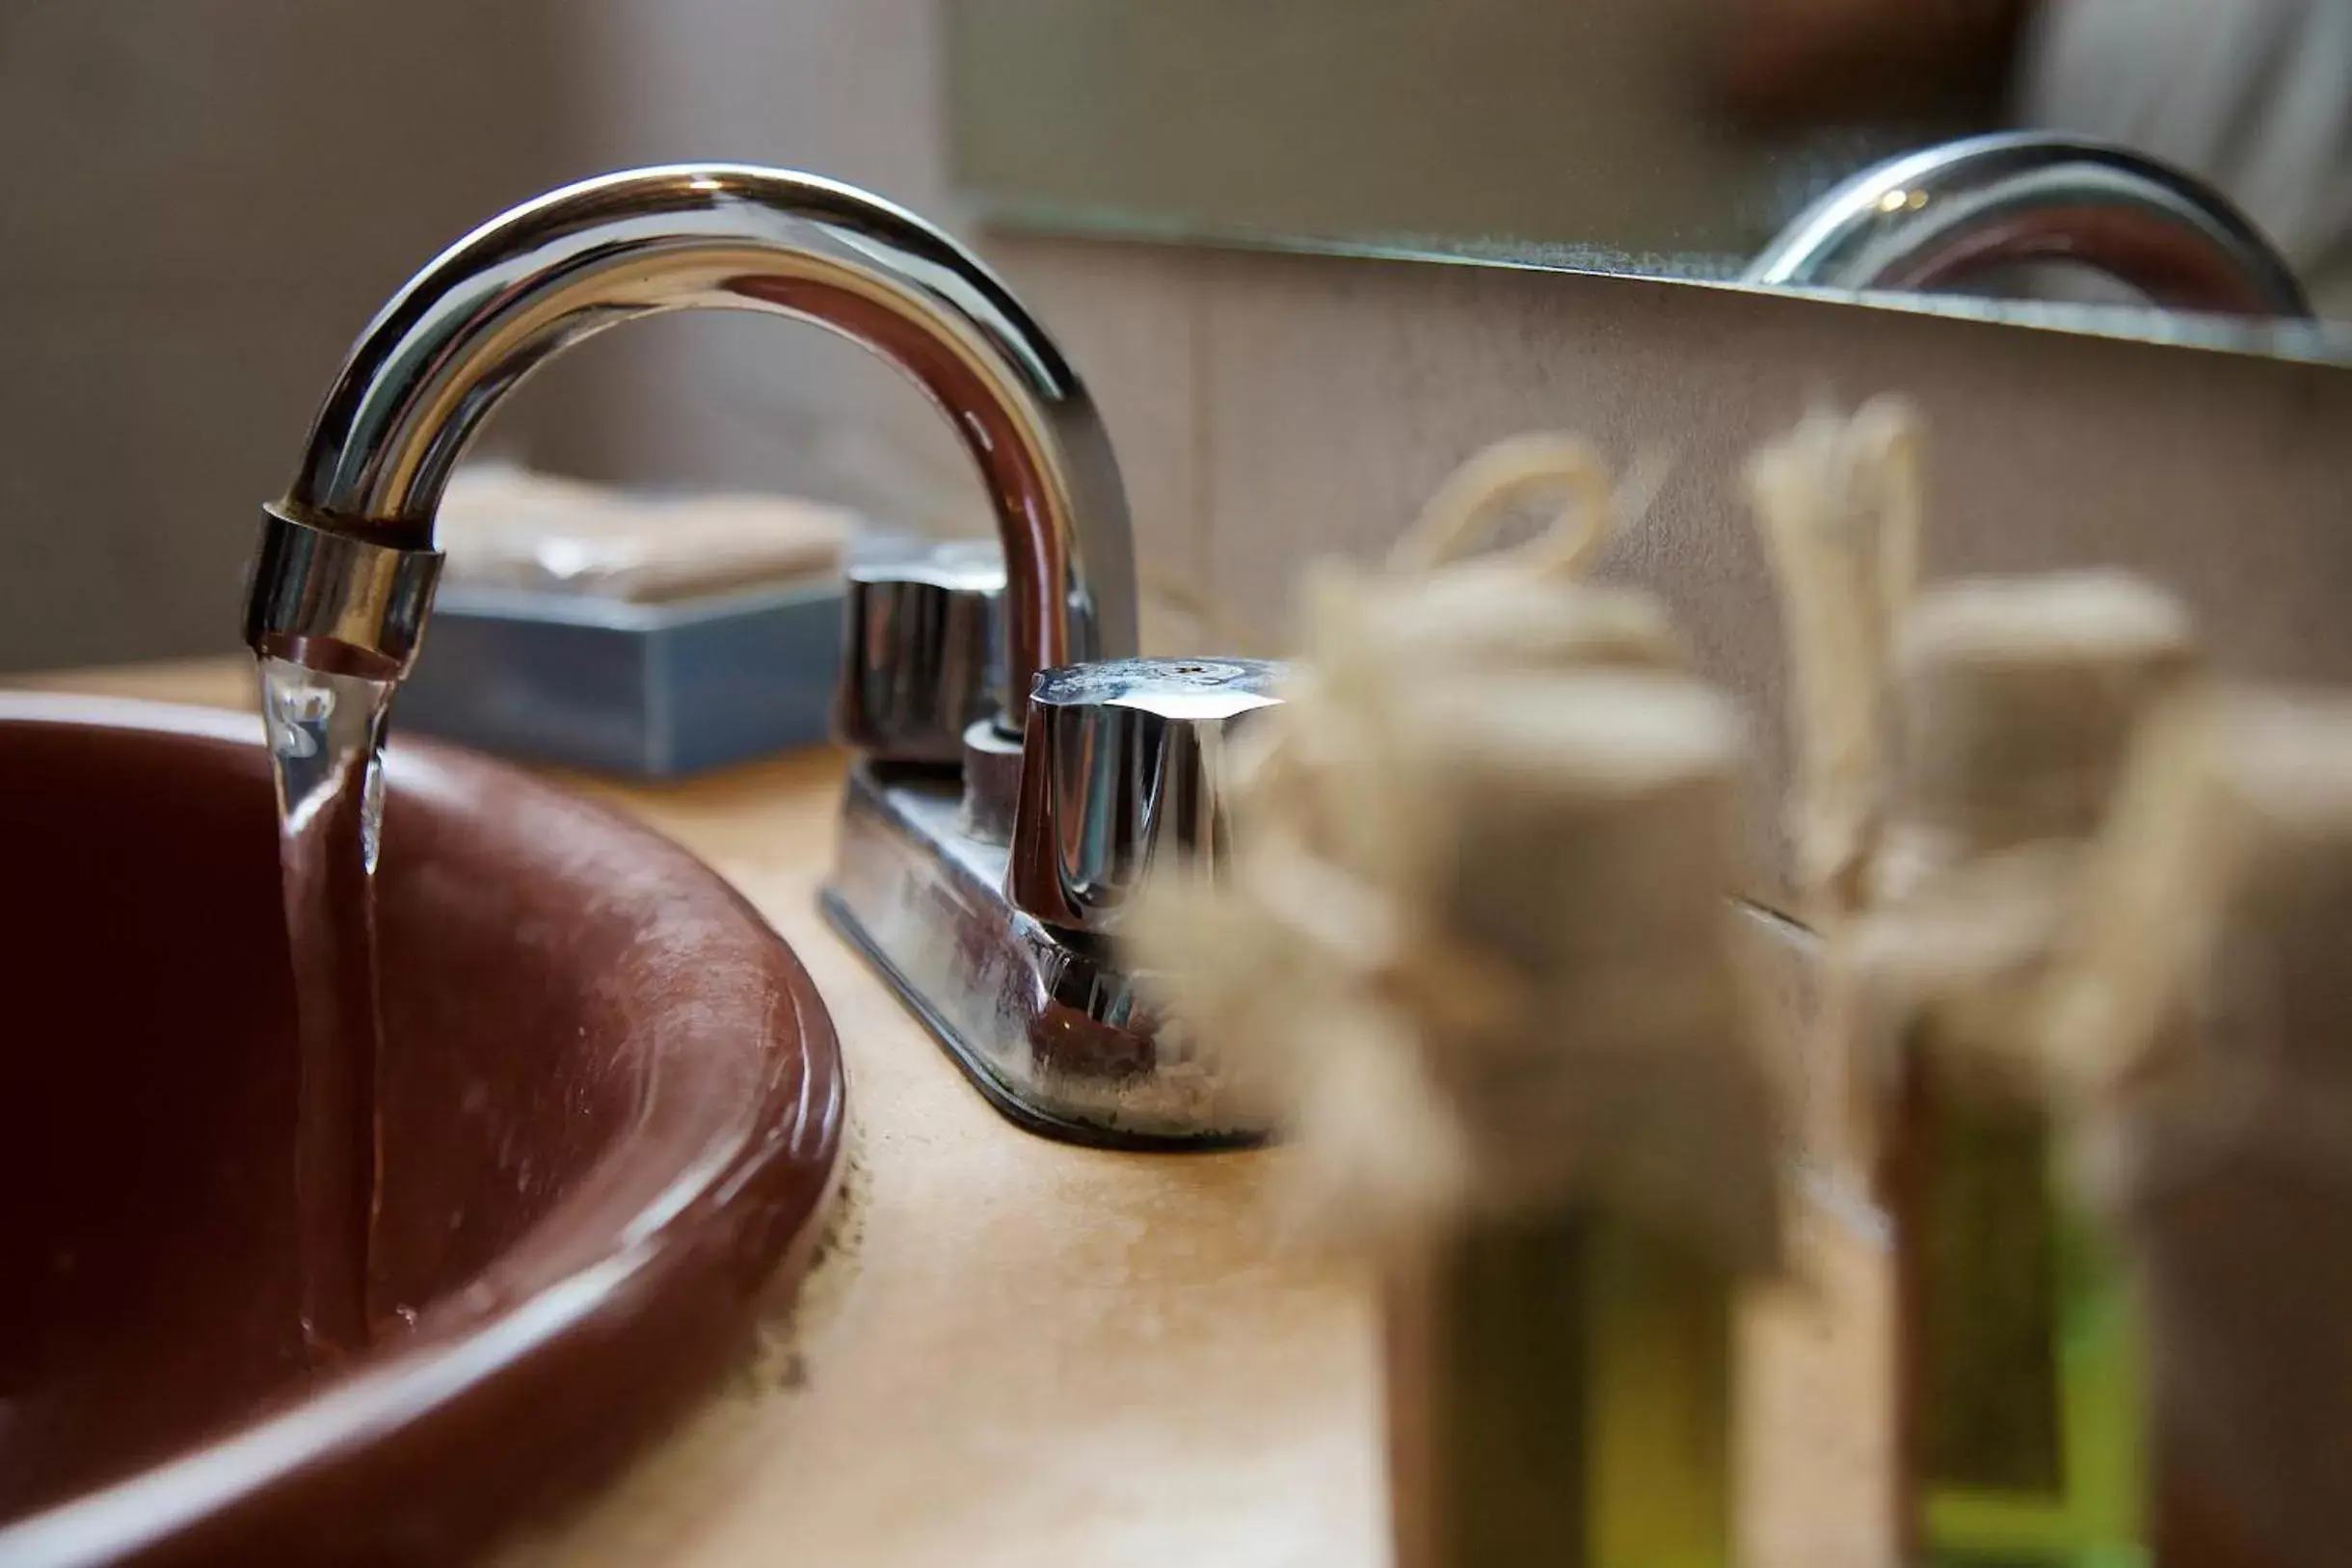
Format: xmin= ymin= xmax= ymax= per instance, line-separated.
xmin=15 ymin=658 xmax=1889 ymax=1568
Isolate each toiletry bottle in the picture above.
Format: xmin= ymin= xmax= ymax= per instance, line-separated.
xmin=1136 ymin=437 xmax=1782 ymax=1568
xmin=2047 ymin=688 xmax=2352 ymax=1568
xmin=1862 ymin=573 xmax=2195 ymax=1568
xmin=1374 ymin=668 xmax=1778 ymax=1568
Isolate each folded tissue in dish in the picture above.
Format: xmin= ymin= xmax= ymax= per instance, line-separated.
xmin=397 ymin=466 xmax=854 ymax=776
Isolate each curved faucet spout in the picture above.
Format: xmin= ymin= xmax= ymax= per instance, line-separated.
xmin=246 ymin=164 xmax=1136 ymax=710
xmin=1748 ymin=132 xmax=2311 ymax=320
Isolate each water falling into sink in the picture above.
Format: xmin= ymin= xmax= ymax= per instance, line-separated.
xmin=257 ymin=654 xmax=396 ymax=1361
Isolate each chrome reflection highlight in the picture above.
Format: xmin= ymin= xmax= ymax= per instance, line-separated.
xmin=1749 ymin=132 xmax=2312 ymax=319
xmin=245 ymin=163 xmax=1136 ymax=714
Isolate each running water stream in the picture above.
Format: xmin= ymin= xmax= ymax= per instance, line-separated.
xmin=258 ymin=655 xmax=397 ymax=1360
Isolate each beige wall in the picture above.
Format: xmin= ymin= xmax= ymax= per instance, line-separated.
xmin=531 ymin=0 xmax=977 ymax=531
xmin=0 ymin=2 xmax=591 ymax=671
xmin=0 ymin=0 xmax=966 ymax=673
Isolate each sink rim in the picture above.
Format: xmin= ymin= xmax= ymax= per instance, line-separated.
xmin=0 ymin=693 xmax=846 ymax=1566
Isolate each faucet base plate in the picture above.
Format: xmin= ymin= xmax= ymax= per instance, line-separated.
xmin=820 ymin=762 xmax=1266 ymax=1151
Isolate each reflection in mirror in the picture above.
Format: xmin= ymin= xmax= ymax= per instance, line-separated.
xmin=947 ymin=0 xmax=2352 ymax=332
xmin=1749 ymin=133 xmax=2310 ymax=319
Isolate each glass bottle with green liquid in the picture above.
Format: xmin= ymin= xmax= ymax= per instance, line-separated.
xmin=1376 ymin=669 xmax=1785 ymax=1568
xmin=1144 ymin=435 xmax=1789 ymax=1568
xmin=1884 ymin=1059 xmax=2147 ymax=1568
xmin=1861 ymin=573 xmax=2196 ymax=1568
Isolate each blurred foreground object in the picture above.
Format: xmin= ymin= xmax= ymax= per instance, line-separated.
xmin=1753 ymin=398 xmax=2213 ymax=1563
xmin=396 ymin=467 xmax=852 ymax=775
xmin=1859 ymin=572 xmax=2194 ymax=1567
xmin=1135 ymin=437 xmax=1784 ymax=1568
xmin=1747 ymin=396 xmax=1921 ymax=927
xmin=2045 ymin=689 xmax=2352 ymax=1567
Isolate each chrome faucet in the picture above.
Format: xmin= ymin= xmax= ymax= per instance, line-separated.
xmin=246 ymin=165 xmax=1277 ymax=1149
xmin=1748 ymin=131 xmax=2312 ymax=318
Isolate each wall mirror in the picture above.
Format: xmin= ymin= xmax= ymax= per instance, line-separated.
xmin=946 ymin=0 xmax=2352 ymax=357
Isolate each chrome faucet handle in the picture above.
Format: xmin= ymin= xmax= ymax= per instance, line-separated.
xmin=834 ymin=536 xmax=1005 ymax=764
xmin=1005 ymin=657 xmax=1284 ymax=933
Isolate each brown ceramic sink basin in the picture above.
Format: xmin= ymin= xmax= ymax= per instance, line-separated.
xmin=0 ymin=695 xmax=844 ymax=1566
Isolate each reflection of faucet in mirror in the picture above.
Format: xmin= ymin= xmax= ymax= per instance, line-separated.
xmin=949 ymin=1 xmax=2352 ymax=337
xmin=246 ymin=165 xmax=1279 ymax=1151
xmin=1746 ymin=131 xmax=2312 ymax=319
